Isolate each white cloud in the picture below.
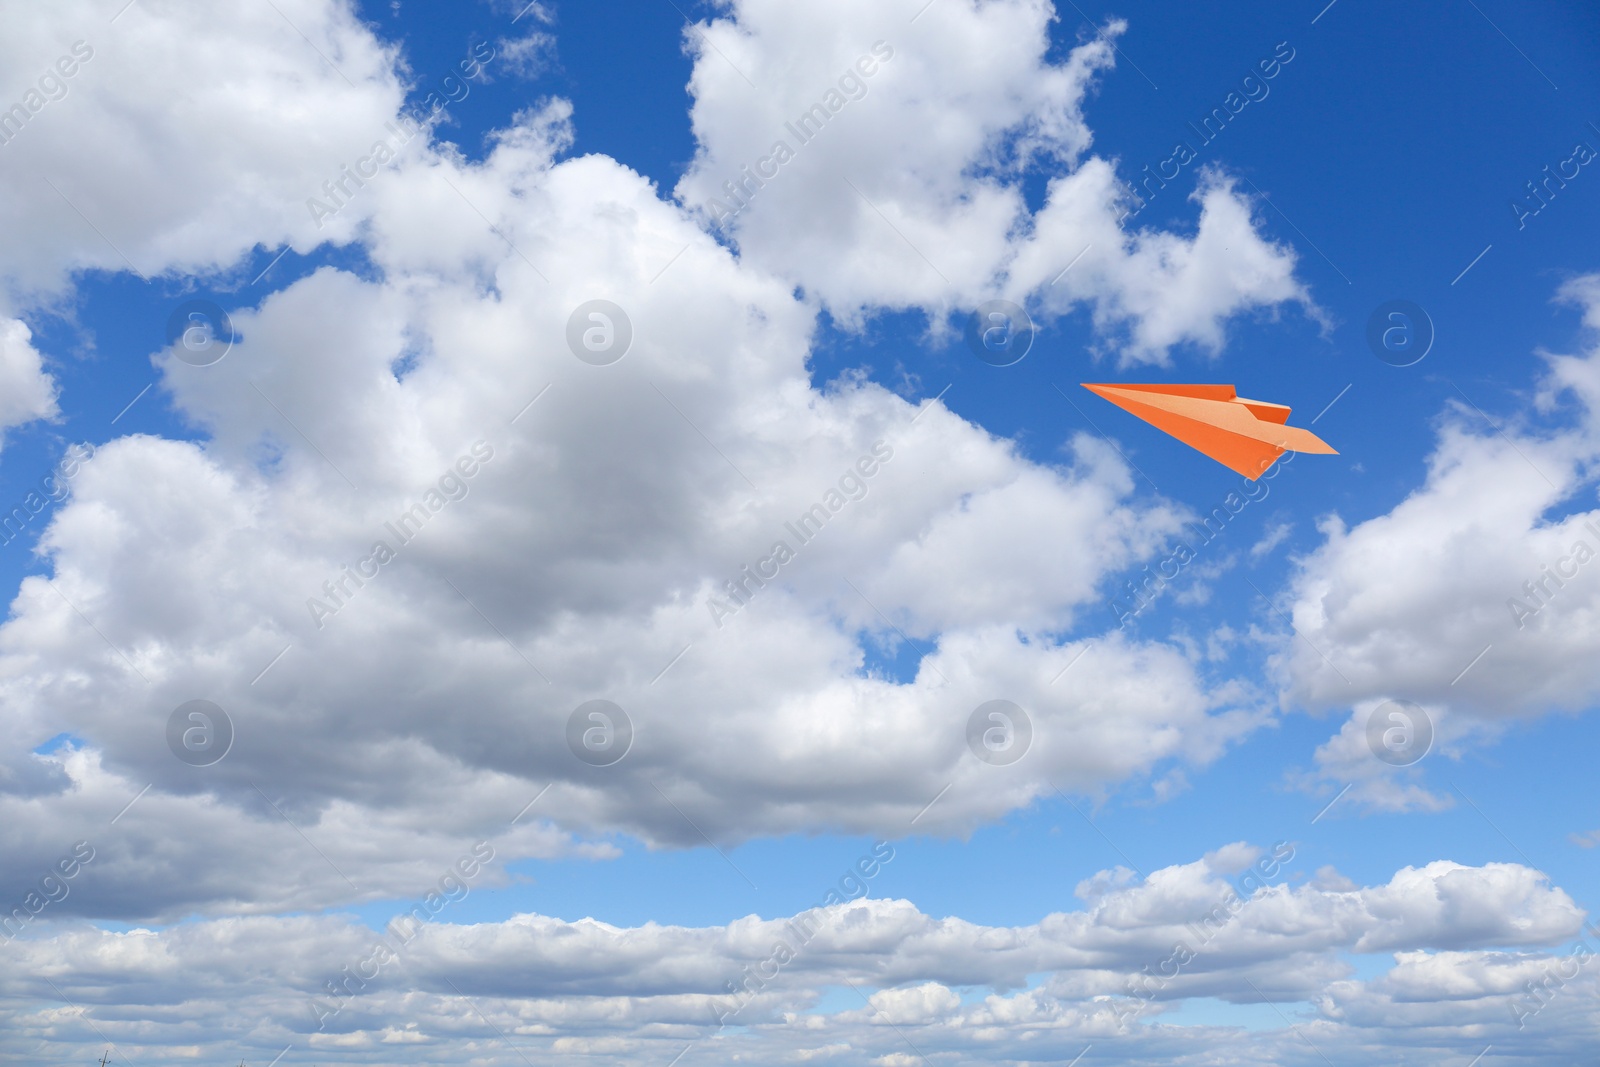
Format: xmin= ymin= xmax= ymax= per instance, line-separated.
xmin=2 ymin=849 xmax=1588 ymax=1065
xmin=495 ymin=26 xmax=556 ymax=80
xmin=0 ymin=0 xmax=405 ymax=302
xmin=1281 ymin=275 xmax=1600 ymax=802
xmin=673 ymin=0 xmax=1313 ymax=361
xmin=1249 ymin=521 xmax=1292 ymax=560
xmin=1294 ymin=701 xmax=1457 ymax=815
xmin=1284 ymin=277 xmax=1600 ymax=715
xmin=0 ymin=319 xmax=58 ymax=442
xmin=0 ymin=95 xmax=1267 ymax=916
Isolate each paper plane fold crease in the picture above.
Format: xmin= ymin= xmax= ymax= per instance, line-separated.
xmin=1081 ymin=382 xmax=1338 ymax=480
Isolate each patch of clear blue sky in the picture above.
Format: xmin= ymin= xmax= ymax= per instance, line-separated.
xmin=9 ymin=0 xmax=1599 ymax=941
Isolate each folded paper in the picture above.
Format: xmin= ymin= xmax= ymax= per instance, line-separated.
xmin=1082 ymin=383 xmax=1337 ymax=480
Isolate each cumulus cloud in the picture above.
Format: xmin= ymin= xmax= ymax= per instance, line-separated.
xmin=673 ymin=0 xmax=1312 ymax=360
xmin=1284 ymin=276 xmax=1600 ymax=715
xmin=0 ymin=0 xmax=404 ymax=302
xmin=1293 ymin=700 xmax=1458 ymax=815
xmin=1 ymin=850 xmax=1588 ymax=1065
xmin=0 ymin=249 xmax=1253 ymax=913
xmin=1280 ymin=275 xmax=1600 ymax=804
xmin=0 ymin=319 xmax=58 ymax=442
xmin=0 ymin=53 xmax=1271 ymax=919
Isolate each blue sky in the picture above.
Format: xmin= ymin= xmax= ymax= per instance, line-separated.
xmin=3 ymin=1 xmax=1600 ymax=1065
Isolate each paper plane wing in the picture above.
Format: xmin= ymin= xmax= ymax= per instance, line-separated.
xmin=1082 ymin=383 xmax=1337 ymax=480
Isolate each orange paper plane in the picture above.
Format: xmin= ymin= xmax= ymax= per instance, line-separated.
xmin=1081 ymin=383 xmax=1337 ymax=480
